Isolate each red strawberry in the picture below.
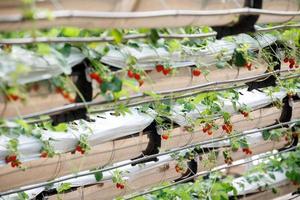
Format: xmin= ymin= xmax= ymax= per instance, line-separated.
xmin=127 ymin=70 xmax=134 ymax=78
xmin=162 ymin=68 xmax=171 ymax=75
xmin=10 ymin=155 xmax=17 ymax=162
xmin=222 ymin=123 xmax=232 ymax=134
xmin=289 ymin=63 xmax=294 ymax=69
xmin=134 ymin=73 xmax=141 ymax=80
xmin=67 ymin=97 xmax=75 ymax=103
xmin=207 ymin=130 xmax=213 ymax=135
xmin=175 ymin=165 xmax=181 ymax=173
xmin=156 ymin=64 xmax=164 ymax=72
xmin=76 ymin=145 xmax=82 ymax=153
xmin=284 ymin=57 xmax=289 ymax=63
xmin=7 ymin=94 xmax=19 ymax=101
xmin=116 ymin=183 xmax=120 ymax=188
xmin=289 ymin=58 xmax=295 ymax=65
xmin=40 ymin=151 xmax=48 ymax=158
xmin=241 ymin=111 xmax=249 ymax=117
xmin=11 ymin=160 xmax=21 ymax=168
xmin=206 ymin=124 xmax=212 ymax=130
xmin=161 ymin=134 xmax=169 ymax=140
xmin=202 ymin=127 xmax=208 ymax=133
xmin=63 ymin=92 xmax=70 ymax=99
xmin=55 ymin=87 xmax=63 ymax=94
xmin=89 ymin=73 xmax=102 ymax=84
xmin=11 ymin=162 xmax=17 ymax=168
xmin=245 ymin=63 xmax=252 ymax=71
xmin=192 ymin=69 xmax=201 ymax=76
xmin=89 ymin=72 xmax=99 ymax=80
xmin=119 ymin=184 xmax=125 ymax=189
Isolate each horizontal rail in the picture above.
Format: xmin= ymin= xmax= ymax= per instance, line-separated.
xmin=0 ymin=119 xmax=298 ymax=197
xmin=0 ymin=8 xmax=300 ymax=23
xmin=0 ymin=24 xmax=300 ymax=45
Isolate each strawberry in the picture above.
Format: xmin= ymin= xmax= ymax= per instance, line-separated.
xmin=127 ymin=70 xmax=134 ymax=78
xmin=284 ymin=57 xmax=289 ymax=63
xmin=222 ymin=123 xmax=232 ymax=134
xmin=10 ymin=159 xmax=21 ymax=168
xmin=156 ymin=64 xmax=164 ymax=72
xmin=240 ymin=111 xmax=249 ymax=117
xmin=207 ymin=130 xmax=213 ymax=135
xmin=89 ymin=72 xmax=99 ymax=80
xmin=134 ymin=73 xmax=141 ymax=80
xmin=162 ymin=68 xmax=171 ymax=76
xmin=175 ymin=165 xmax=182 ymax=173
xmin=289 ymin=63 xmax=294 ymax=69
xmin=161 ymin=134 xmax=169 ymax=140
xmin=89 ymin=73 xmax=102 ymax=84
xmin=55 ymin=87 xmax=63 ymax=94
xmin=202 ymin=127 xmax=208 ymax=133
xmin=40 ymin=151 xmax=48 ymax=158
xmin=206 ymin=124 xmax=212 ymax=130
xmin=119 ymin=183 xmax=125 ymax=189
xmin=75 ymin=145 xmax=85 ymax=154
xmin=63 ymin=92 xmax=70 ymax=99
xmin=192 ymin=69 xmax=201 ymax=76
xmin=245 ymin=63 xmax=252 ymax=71
xmin=289 ymin=58 xmax=295 ymax=65
xmin=7 ymin=94 xmax=19 ymax=101
xmin=67 ymin=97 xmax=75 ymax=103
xmin=116 ymin=183 xmax=120 ymax=188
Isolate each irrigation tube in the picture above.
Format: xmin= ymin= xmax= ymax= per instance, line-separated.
xmin=0 ymin=24 xmax=300 ymax=45
xmin=12 ymin=69 xmax=297 ymax=121
xmin=124 ymin=145 xmax=298 ymax=199
xmin=0 ymin=119 xmax=298 ymax=196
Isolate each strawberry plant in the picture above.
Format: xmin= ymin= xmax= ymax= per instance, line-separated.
xmin=73 ymin=134 xmax=91 ymax=155
xmin=112 ymin=170 xmax=126 ymax=190
xmin=5 ymin=138 xmax=22 ymax=168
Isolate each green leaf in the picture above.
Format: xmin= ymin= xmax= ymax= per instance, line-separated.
xmin=53 ymin=123 xmax=68 ymax=132
xmin=17 ymin=192 xmax=29 ymax=200
xmin=268 ymin=173 xmax=276 ymax=180
xmin=36 ymin=43 xmax=51 ymax=55
xmin=233 ymin=49 xmax=247 ymax=67
xmin=111 ymin=29 xmax=123 ymax=44
xmin=59 ymin=44 xmax=71 ymax=57
xmin=57 ymin=183 xmax=72 ymax=193
xmin=94 ymin=171 xmax=103 ymax=182
xmin=166 ymin=39 xmax=181 ymax=52
xmin=110 ymin=76 xmax=123 ymax=92
xmin=62 ymin=27 xmax=81 ymax=37
xmin=15 ymin=119 xmax=32 ymax=135
xmin=149 ymin=29 xmax=160 ymax=45
xmin=262 ymin=130 xmax=270 ymax=141
xmin=100 ymin=81 xmax=109 ymax=93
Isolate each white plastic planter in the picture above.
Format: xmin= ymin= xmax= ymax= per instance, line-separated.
xmin=0 ymin=46 xmax=85 ymax=85
xmin=0 ymin=107 xmax=155 ymax=165
xmin=101 ymin=33 xmax=277 ymax=70
xmin=170 ymin=88 xmax=287 ymax=126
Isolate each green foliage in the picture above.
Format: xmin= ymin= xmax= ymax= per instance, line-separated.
xmin=57 ymin=183 xmax=72 ymax=193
